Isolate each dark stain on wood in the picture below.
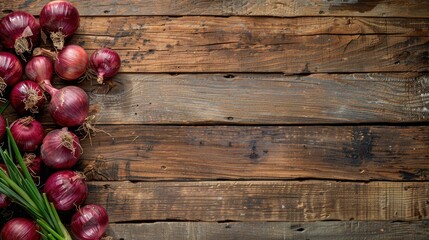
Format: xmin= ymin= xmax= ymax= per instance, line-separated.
xmin=400 ymin=169 xmax=428 ymax=180
xmin=329 ymin=0 xmax=383 ymax=13
xmin=247 ymin=140 xmax=261 ymax=163
xmin=342 ymin=127 xmax=374 ymax=166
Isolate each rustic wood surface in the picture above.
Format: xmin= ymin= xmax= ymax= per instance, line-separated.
xmin=5 ymin=73 xmax=428 ymax=124
xmin=70 ymin=17 xmax=429 ymax=73
xmin=86 ymin=181 xmax=429 ymax=222
xmin=106 ymin=221 xmax=429 ymax=240
xmin=79 ymin=125 xmax=429 ymax=181
xmin=2 ymin=0 xmax=429 ymax=18
xmin=0 ymin=0 xmax=428 ymax=239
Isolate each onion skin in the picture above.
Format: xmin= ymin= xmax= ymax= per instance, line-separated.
xmin=10 ymin=80 xmax=46 ymax=115
xmin=40 ymin=0 xmax=80 ymax=50
xmin=25 ymin=56 xmax=53 ymax=83
xmin=0 ymin=164 xmax=11 ymax=208
xmin=0 ymin=11 xmax=40 ymax=56
xmin=44 ymin=170 xmax=88 ymax=211
xmin=10 ymin=116 xmax=44 ymax=152
xmin=0 ymin=217 xmax=41 ymax=240
xmin=71 ymin=204 xmax=109 ymax=240
xmin=41 ymin=128 xmax=82 ymax=169
xmin=23 ymin=153 xmax=42 ymax=176
xmin=90 ymin=48 xmax=121 ymax=84
xmin=55 ymin=45 xmax=88 ymax=80
xmin=0 ymin=52 xmax=23 ymax=89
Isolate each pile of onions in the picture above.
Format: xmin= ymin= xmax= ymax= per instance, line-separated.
xmin=44 ymin=170 xmax=88 ymax=211
xmin=41 ymin=128 xmax=82 ymax=169
xmin=0 ymin=218 xmax=41 ymax=240
xmin=0 ymin=11 xmax=40 ymax=57
xmin=39 ymin=0 xmax=80 ymax=50
xmin=0 ymin=52 xmax=23 ymax=92
xmin=10 ymin=80 xmax=46 ymax=115
xmin=89 ymin=48 xmax=121 ymax=84
xmin=10 ymin=117 xmax=44 ymax=152
xmin=71 ymin=204 xmax=109 ymax=240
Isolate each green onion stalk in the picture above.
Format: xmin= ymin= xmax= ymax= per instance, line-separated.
xmin=0 ymin=103 xmax=72 ymax=240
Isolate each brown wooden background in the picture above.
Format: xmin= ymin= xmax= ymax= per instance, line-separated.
xmin=1 ymin=0 xmax=428 ymax=239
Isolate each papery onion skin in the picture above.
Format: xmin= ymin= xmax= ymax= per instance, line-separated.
xmin=0 ymin=52 xmax=23 ymax=89
xmin=0 ymin=11 xmax=40 ymax=56
xmin=23 ymin=153 xmax=42 ymax=176
xmin=44 ymin=170 xmax=88 ymax=211
xmin=25 ymin=56 xmax=53 ymax=83
xmin=10 ymin=80 xmax=46 ymax=115
xmin=10 ymin=116 xmax=44 ymax=152
xmin=0 ymin=164 xmax=11 ymax=208
xmin=40 ymin=0 xmax=80 ymax=50
xmin=0 ymin=217 xmax=41 ymax=240
xmin=90 ymin=48 xmax=121 ymax=84
xmin=55 ymin=45 xmax=88 ymax=80
xmin=71 ymin=204 xmax=109 ymax=240
xmin=41 ymin=128 xmax=82 ymax=169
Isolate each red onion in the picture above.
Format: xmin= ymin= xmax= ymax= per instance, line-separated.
xmin=41 ymin=128 xmax=82 ymax=169
xmin=25 ymin=56 xmax=53 ymax=83
xmin=40 ymin=0 xmax=80 ymax=50
xmin=0 ymin=115 xmax=6 ymax=140
xmin=0 ymin=217 xmax=41 ymax=240
xmin=34 ymin=45 xmax=88 ymax=81
xmin=23 ymin=153 xmax=42 ymax=176
xmin=44 ymin=170 xmax=88 ymax=211
xmin=10 ymin=116 xmax=44 ymax=152
xmin=89 ymin=48 xmax=121 ymax=84
xmin=71 ymin=204 xmax=109 ymax=240
xmin=0 ymin=164 xmax=11 ymax=208
xmin=0 ymin=52 xmax=23 ymax=92
xmin=10 ymin=80 xmax=46 ymax=115
xmin=0 ymin=12 xmax=40 ymax=57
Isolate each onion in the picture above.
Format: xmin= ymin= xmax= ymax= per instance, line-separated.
xmin=0 ymin=115 xmax=6 ymax=140
xmin=39 ymin=79 xmax=89 ymax=127
xmin=0 ymin=11 xmax=40 ymax=57
xmin=25 ymin=56 xmax=53 ymax=83
xmin=10 ymin=80 xmax=46 ymax=115
xmin=44 ymin=170 xmax=88 ymax=211
xmin=0 ymin=164 xmax=11 ymax=208
xmin=23 ymin=153 xmax=42 ymax=176
xmin=41 ymin=128 xmax=82 ymax=169
xmin=0 ymin=217 xmax=41 ymax=240
xmin=34 ymin=45 xmax=88 ymax=81
xmin=71 ymin=204 xmax=109 ymax=240
xmin=39 ymin=0 xmax=80 ymax=50
xmin=89 ymin=48 xmax=121 ymax=84
xmin=10 ymin=116 xmax=44 ymax=152
xmin=0 ymin=52 xmax=23 ymax=92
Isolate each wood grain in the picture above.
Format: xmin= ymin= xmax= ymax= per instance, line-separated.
xmin=106 ymin=221 xmax=429 ymax=240
xmin=2 ymin=0 xmax=429 ymax=18
xmin=69 ymin=17 xmax=429 ymax=73
xmin=78 ymin=125 xmax=429 ymax=181
xmin=12 ymin=73 xmax=425 ymax=125
xmin=86 ymin=181 xmax=429 ymax=222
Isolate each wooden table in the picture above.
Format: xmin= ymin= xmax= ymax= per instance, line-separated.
xmin=2 ymin=0 xmax=428 ymax=239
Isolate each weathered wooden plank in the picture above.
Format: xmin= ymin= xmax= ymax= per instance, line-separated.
xmin=79 ymin=125 xmax=429 ymax=181
xmin=2 ymin=0 xmax=429 ymax=18
xmin=67 ymin=17 xmax=429 ymax=73
xmin=86 ymin=181 xmax=429 ymax=222
xmin=20 ymin=73 xmax=427 ymax=125
xmin=106 ymin=221 xmax=429 ymax=240
xmin=5 ymin=73 xmax=429 ymax=124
